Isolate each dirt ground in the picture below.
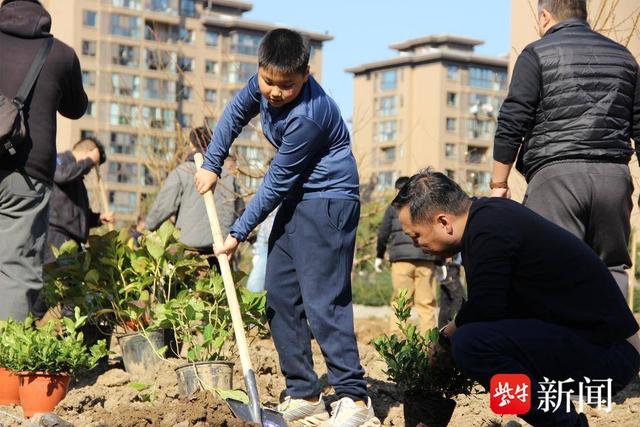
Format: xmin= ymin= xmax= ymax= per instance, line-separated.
xmin=1 ymin=318 xmax=639 ymax=426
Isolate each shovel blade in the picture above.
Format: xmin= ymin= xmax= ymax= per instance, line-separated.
xmin=227 ymin=398 xmax=289 ymax=427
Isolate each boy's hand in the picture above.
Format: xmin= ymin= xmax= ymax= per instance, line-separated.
xmin=214 ymin=235 xmax=239 ymax=258
xmin=195 ymin=168 xmax=218 ymax=194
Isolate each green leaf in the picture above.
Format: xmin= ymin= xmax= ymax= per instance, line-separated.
xmin=157 ymin=221 xmax=174 ymax=246
xmin=129 ymin=381 xmax=150 ymax=392
xmin=84 ymin=269 xmax=100 ymax=284
xmin=216 ymin=388 xmax=249 ymax=404
xmin=146 ymin=235 xmax=164 ymax=261
xmin=203 ymin=323 xmax=214 ymax=342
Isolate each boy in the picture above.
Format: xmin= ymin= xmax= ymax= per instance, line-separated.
xmin=146 ymin=127 xmax=241 ymax=270
xmin=195 ymin=29 xmax=378 ymax=426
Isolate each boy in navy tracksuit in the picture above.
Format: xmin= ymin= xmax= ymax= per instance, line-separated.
xmin=195 ymin=29 xmax=378 ymax=426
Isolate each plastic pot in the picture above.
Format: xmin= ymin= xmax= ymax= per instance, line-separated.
xmin=117 ymin=330 xmax=164 ymax=379
xmin=0 ymin=367 xmax=20 ymax=405
xmin=403 ymin=391 xmax=456 ymax=427
xmin=17 ymin=372 xmax=70 ymax=417
xmin=175 ymin=361 xmax=234 ymax=396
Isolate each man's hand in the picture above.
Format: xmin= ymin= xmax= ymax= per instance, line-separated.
xmin=194 ymin=168 xmax=218 ymax=194
xmin=100 ymin=212 xmax=115 ymax=224
xmin=441 ymin=320 xmax=457 ymax=339
xmin=214 ymin=235 xmax=239 ymax=258
xmin=374 ymin=258 xmax=384 ymax=273
xmin=87 ymin=147 xmax=101 ymax=165
xmin=490 ymin=187 xmax=510 ymax=199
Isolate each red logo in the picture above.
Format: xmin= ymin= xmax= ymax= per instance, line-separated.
xmin=490 ymin=374 xmax=531 ymax=415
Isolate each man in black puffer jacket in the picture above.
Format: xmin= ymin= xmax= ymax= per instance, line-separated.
xmin=376 ymin=176 xmax=441 ymax=333
xmin=491 ymin=0 xmax=639 ymax=298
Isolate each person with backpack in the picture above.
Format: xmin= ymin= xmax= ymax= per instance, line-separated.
xmin=0 ymin=0 xmax=87 ymax=321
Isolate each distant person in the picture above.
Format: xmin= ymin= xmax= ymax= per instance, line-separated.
xmin=145 ymin=126 xmax=242 ymax=270
xmin=491 ymin=0 xmax=640 ymax=298
xmin=436 ymin=254 xmax=465 ymax=329
xmin=0 ymin=0 xmax=87 ymax=321
xmin=376 ymin=176 xmax=440 ymax=333
xmin=246 ymin=206 xmax=278 ymax=293
xmin=45 ymin=137 xmax=114 ymax=264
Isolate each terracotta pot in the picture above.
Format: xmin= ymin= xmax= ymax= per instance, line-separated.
xmin=0 ymin=367 xmax=20 ymax=405
xmin=17 ymin=372 xmax=71 ymax=417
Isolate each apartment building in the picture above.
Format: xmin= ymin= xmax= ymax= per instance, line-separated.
xmin=346 ymin=35 xmax=508 ymax=195
xmin=40 ymin=0 xmax=331 ymax=222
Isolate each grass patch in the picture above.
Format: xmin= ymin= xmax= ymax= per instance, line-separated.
xmin=352 ymin=270 xmax=392 ymax=306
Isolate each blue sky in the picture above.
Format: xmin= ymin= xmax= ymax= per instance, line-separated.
xmin=245 ymin=0 xmax=512 ymax=120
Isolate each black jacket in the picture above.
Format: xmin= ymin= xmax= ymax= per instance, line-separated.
xmin=376 ymin=204 xmax=438 ymax=262
xmin=494 ymin=19 xmax=640 ymax=181
xmin=49 ymin=151 xmax=100 ymax=243
xmin=0 ymin=1 xmax=87 ymax=184
xmin=456 ymin=198 xmax=638 ymax=346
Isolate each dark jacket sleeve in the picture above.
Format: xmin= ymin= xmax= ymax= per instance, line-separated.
xmin=376 ymin=205 xmax=394 ymax=258
xmin=633 ymin=64 xmax=640 ymax=165
xmin=493 ymin=48 xmax=541 ymax=164
xmin=54 ymin=155 xmax=94 ymax=184
xmin=58 ymin=52 xmax=88 ymax=119
xmin=229 ymin=116 xmax=324 ymax=241
xmin=145 ymin=168 xmax=183 ymax=231
xmin=88 ymin=212 xmax=101 ymax=228
xmin=454 ymin=222 xmax=518 ymax=327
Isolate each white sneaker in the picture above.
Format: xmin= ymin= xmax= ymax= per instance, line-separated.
xmin=277 ymin=394 xmax=330 ymax=426
xmin=320 ymin=396 xmax=381 ymax=427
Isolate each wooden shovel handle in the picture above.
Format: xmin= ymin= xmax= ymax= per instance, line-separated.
xmin=94 ymin=166 xmax=114 ymax=231
xmin=194 ymin=153 xmax=254 ymax=375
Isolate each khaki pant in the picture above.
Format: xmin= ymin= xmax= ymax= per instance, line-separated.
xmin=389 ymin=260 xmax=437 ymax=334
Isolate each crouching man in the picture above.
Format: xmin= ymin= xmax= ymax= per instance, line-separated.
xmin=393 ymin=169 xmax=640 ymax=426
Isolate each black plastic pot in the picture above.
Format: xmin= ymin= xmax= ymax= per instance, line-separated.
xmin=117 ymin=330 xmax=164 ymax=379
xmin=403 ymin=392 xmax=456 ymax=427
xmin=174 ymin=361 xmax=234 ymax=396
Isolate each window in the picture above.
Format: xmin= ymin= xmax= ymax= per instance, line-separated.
xmin=446 ymin=118 xmax=457 ymax=132
xmin=469 ymin=67 xmax=508 ymax=90
xmin=109 ymin=190 xmax=137 ymax=214
xmin=177 ymin=57 xmax=194 ymax=72
xmin=144 ymin=48 xmax=175 ymax=71
xmin=146 ymin=0 xmax=177 ymax=15
xmin=112 ymin=0 xmax=141 ymax=10
xmin=85 ymin=101 xmax=95 ymax=117
xmin=144 ymin=78 xmax=175 ymax=101
xmin=379 ymin=70 xmax=397 ymax=91
xmin=466 ymin=146 xmax=489 ymax=164
xmin=176 ymin=85 xmax=192 ymax=101
xmin=82 ymin=40 xmax=96 ymax=57
xmin=239 ymin=126 xmax=260 ymax=142
xmin=145 ymin=21 xmax=193 ymax=44
xmin=445 ymin=143 xmax=456 ymax=159
xmin=236 ymin=145 xmax=264 ymax=167
xmin=469 ymin=93 xmax=503 ymax=113
xmin=108 ymin=162 xmax=138 ymax=184
xmin=178 ymin=113 xmax=192 ymax=128
xmin=142 ymin=106 xmax=175 ymax=130
xmin=110 ymin=103 xmax=139 ymax=126
xmin=376 ymin=96 xmax=398 ymax=116
xmin=447 ymin=92 xmax=458 ymax=107
xmin=375 ymin=120 xmax=397 ymax=142
xmin=82 ymin=71 xmax=96 ymax=87
xmin=81 ymin=130 xmax=95 ymax=140
xmin=205 ymin=117 xmax=216 ymax=129
xmin=204 ymin=89 xmax=217 ymax=103
xmin=205 ymin=30 xmax=219 ymax=47
xmin=111 ymin=14 xmax=140 ymax=38
xmin=111 ymin=74 xmax=140 ymax=97
xmin=180 ymin=0 xmax=196 ymax=16
xmin=230 ymin=32 xmax=262 ymax=56
xmin=376 ymin=171 xmax=395 ymax=191
xmin=447 ymin=65 xmax=459 ymax=80
xmin=225 ymin=62 xmax=257 ymax=84
xmin=83 ymin=11 xmax=97 ymax=27
xmin=466 ymin=119 xmax=494 ymax=140
xmin=466 ymin=170 xmax=491 ymax=194
xmin=111 ymin=44 xmax=139 ymax=67
xmin=445 ymin=169 xmax=455 ymax=180
xmin=380 ymin=147 xmax=396 ymax=164
xmin=205 ymin=60 xmax=219 ymax=76
xmin=110 ymin=132 xmax=137 ymax=155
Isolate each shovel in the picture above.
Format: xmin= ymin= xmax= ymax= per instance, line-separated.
xmin=194 ymin=153 xmax=288 ymax=427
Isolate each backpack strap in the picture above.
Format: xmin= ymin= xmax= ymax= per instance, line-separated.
xmin=12 ymin=37 xmax=53 ymax=110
